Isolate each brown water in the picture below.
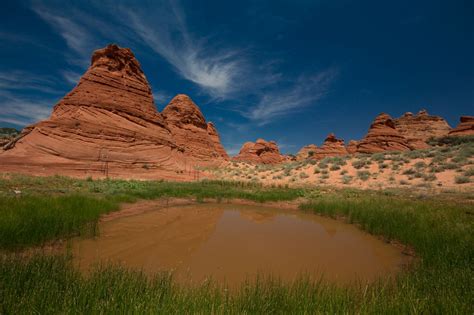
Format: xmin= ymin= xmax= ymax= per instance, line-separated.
xmin=72 ymin=203 xmax=406 ymax=286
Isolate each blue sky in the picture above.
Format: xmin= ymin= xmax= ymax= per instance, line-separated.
xmin=0 ymin=0 xmax=472 ymax=154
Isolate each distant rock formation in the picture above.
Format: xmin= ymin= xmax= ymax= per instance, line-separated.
xmin=297 ymin=134 xmax=348 ymax=160
xmin=162 ymin=94 xmax=228 ymax=164
xmin=449 ymin=116 xmax=474 ymax=136
xmin=355 ymin=113 xmax=412 ymax=153
xmin=0 ymin=44 xmax=227 ymax=178
xmin=393 ymin=109 xmax=451 ymax=148
xmin=346 ymin=140 xmax=359 ymax=154
xmin=233 ymin=139 xmax=284 ymax=164
xmin=296 ymin=144 xmax=319 ymax=161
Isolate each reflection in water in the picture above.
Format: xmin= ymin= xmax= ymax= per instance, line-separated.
xmin=72 ymin=203 xmax=406 ymax=286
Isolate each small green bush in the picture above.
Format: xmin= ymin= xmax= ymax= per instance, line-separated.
xmin=455 ymin=176 xmax=470 ymax=184
xmin=356 ymin=170 xmax=370 ymax=181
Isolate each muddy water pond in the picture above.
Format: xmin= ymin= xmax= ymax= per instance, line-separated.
xmin=72 ymin=203 xmax=407 ymax=286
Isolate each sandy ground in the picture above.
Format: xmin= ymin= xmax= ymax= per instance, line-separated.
xmin=209 ymin=155 xmax=474 ymax=192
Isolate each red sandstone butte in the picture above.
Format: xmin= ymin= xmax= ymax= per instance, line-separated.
xmin=393 ymin=109 xmax=451 ymax=148
xmin=355 ymin=113 xmax=412 ymax=153
xmin=233 ymin=139 xmax=285 ymax=164
xmin=297 ymin=134 xmax=348 ymax=160
xmin=161 ymin=94 xmax=229 ymax=165
xmin=0 ymin=44 xmax=224 ymax=179
xmin=449 ymin=116 xmax=474 ymax=136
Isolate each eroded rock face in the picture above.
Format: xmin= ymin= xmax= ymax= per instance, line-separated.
xmin=296 ymin=144 xmax=319 ymax=161
xmin=347 ymin=140 xmax=359 ymax=154
xmin=313 ymin=133 xmax=348 ymax=159
xmin=394 ymin=109 xmax=451 ymax=148
xmin=233 ymin=139 xmax=284 ymax=164
xmin=161 ymin=94 xmax=229 ymax=163
xmin=207 ymin=122 xmax=229 ymax=160
xmin=0 ymin=44 xmax=184 ymax=178
xmin=449 ymin=116 xmax=474 ymax=136
xmin=355 ymin=113 xmax=412 ymax=153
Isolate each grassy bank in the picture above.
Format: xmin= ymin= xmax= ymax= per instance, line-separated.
xmin=0 ymin=175 xmax=304 ymax=250
xmin=0 ymin=175 xmax=473 ymax=313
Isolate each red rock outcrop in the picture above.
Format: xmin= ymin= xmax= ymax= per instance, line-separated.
xmin=313 ymin=133 xmax=348 ymax=159
xmin=161 ymin=94 xmax=228 ymax=164
xmin=355 ymin=113 xmax=412 ymax=153
xmin=0 ymin=44 xmax=186 ymax=179
xmin=207 ymin=122 xmax=229 ymax=160
xmin=297 ymin=134 xmax=348 ymax=160
xmin=232 ymin=139 xmax=284 ymax=164
xmin=394 ymin=109 xmax=451 ymax=148
xmin=449 ymin=116 xmax=474 ymax=136
xmin=347 ymin=140 xmax=359 ymax=154
xmin=296 ymin=144 xmax=319 ymax=161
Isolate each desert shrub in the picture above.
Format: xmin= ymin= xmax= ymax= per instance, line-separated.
xmin=352 ymin=159 xmax=366 ymax=169
xmin=427 ymin=135 xmax=474 ymax=146
xmin=378 ymin=163 xmax=388 ymax=169
xmin=399 ymin=179 xmax=409 ymax=185
xmin=455 ymin=176 xmax=470 ymax=184
xmin=356 ymin=170 xmax=370 ymax=181
xmin=414 ymin=161 xmax=426 ymax=169
xmin=318 ymin=160 xmax=329 ymax=169
xmin=340 ymin=170 xmax=348 ymax=175
xmin=403 ymin=150 xmax=425 ymax=159
xmin=403 ymin=168 xmax=416 ymax=175
xmin=313 ymin=167 xmax=320 ymax=174
xmin=341 ymin=175 xmax=353 ymax=184
xmin=423 ymin=174 xmax=437 ymax=182
xmin=371 ymin=153 xmax=386 ymax=162
xmin=321 ymin=173 xmax=329 ymax=179
xmin=329 ymin=165 xmax=340 ymax=171
xmin=391 ymin=163 xmax=401 ymax=171
xmin=299 ymin=172 xmax=309 ymax=179
xmin=443 ymin=162 xmax=460 ymax=170
xmin=321 ymin=169 xmax=329 ymax=175
xmin=464 ymin=168 xmax=474 ymax=177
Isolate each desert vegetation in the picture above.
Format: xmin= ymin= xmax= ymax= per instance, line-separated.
xmin=211 ymin=136 xmax=474 ymax=190
xmin=0 ymin=175 xmax=473 ymax=313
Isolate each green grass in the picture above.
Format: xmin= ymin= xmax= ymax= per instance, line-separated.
xmin=0 ymin=175 xmax=473 ymax=313
xmin=0 ymin=176 xmax=304 ymax=250
xmin=300 ymin=193 xmax=474 ymax=314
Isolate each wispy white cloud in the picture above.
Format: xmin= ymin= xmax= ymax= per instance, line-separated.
xmin=0 ymin=70 xmax=64 ymax=94
xmin=244 ymin=68 xmax=338 ymax=125
xmin=60 ymin=70 xmax=82 ymax=86
xmin=0 ymin=91 xmax=55 ymax=126
xmin=27 ymin=0 xmax=338 ymax=125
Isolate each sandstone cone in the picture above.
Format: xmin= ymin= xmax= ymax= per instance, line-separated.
xmin=449 ymin=116 xmax=474 ymax=136
xmin=356 ymin=113 xmax=412 ymax=153
xmin=233 ymin=139 xmax=284 ymax=164
xmin=394 ymin=109 xmax=451 ymax=148
xmin=347 ymin=140 xmax=359 ymax=154
xmin=0 ymin=44 xmax=184 ymax=178
xmin=161 ymin=94 xmax=229 ymax=164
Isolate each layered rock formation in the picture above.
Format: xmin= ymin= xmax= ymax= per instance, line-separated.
xmin=161 ymin=94 xmax=229 ymax=164
xmin=296 ymin=144 xmax=319 ymax=161
xmin=394 ymin=109 xmax=451 ymax=148
xmin=313 ymin=133 xmax=348 ymax=159
xmin=207 ymin=122 xmax=229 ymax=160
xmin=346 ymin=140 xmax=359 ymax=154
xmin=0 ymin=44 xmax=226 ymax=179
xmin=297 ymin=134 xmax=348 ymax=160
xmin=233 ymin=139 xmax=284 ymax=164
xmin=449 ymin=116 xmax=474 ymax=136
xmin=355 ymin=113 xmax=412 ymax=153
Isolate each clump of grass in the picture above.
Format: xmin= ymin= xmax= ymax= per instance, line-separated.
xmin=356 ymin=170 xmax=370 ymax=181
xmin=454 ymin=176 xmax=470 ymax=184
xmin=299 ymin=172 xmax=309 ymax=179
xmin=464 ymin=168 xmax=474 ymax=177
xmin=371 ymin=152 xmax=386 ymax=162
xmin=329 ymin=165 xmax=340 ymax=171
xmin=352 ymin=159 xmax=366 ymax=169
xmin=341 ymin=175 xmax=352 ymax=184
